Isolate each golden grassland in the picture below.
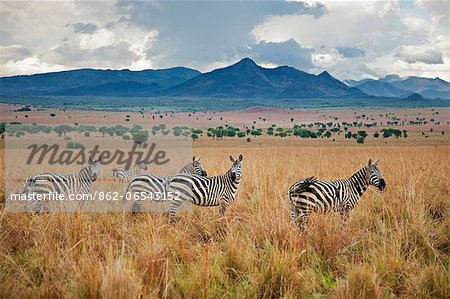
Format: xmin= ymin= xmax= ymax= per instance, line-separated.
xmin=0 ymin=143 xmax=449 ymax=298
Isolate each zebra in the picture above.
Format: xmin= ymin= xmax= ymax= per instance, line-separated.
xmin=125 ymin=156 xmax=208 ymax=213
xmin=167 ymin=154 xmax=243 ymax=220
xmin=111 ymin=161 xmax=148 ymax=182
xmin=22 ymin=157 xmax=102 ymax=212
xmin=289 ymin=159 xmax=386 ymax=229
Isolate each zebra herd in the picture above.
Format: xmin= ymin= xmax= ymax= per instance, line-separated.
xmin=21 ymin=155 xmax=386 ymax=228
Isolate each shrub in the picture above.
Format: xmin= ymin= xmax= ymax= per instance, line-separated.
xmin=66 ymin=141 xmax=85 ymax=149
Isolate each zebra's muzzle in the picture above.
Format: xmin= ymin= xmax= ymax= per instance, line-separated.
xmin=378 ymin=179 xmax=386 ymax=191
xmin=230 ymin=172 xmax=236 ymax=181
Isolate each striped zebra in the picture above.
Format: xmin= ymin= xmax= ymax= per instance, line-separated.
xmin=125 ymin=156 xmax=207 ymax=213
xmin=111 ymin=161 xmax=148 ymax=182
xmin=23 ymin=157 xmax=102 ymax=212
xmin=289 ymin=159 xmax=386 ymax=229
xmin=167 ymin=154 xmax=243 ymax=220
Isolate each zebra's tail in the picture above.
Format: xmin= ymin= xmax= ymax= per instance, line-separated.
xmin=289 ymin=176 xmax=316 ymax=195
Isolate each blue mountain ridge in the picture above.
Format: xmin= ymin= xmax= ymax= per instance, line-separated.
xmin=1 ymin=58 xmax=448 ymax=99
xmin=347 ymin=74 xmax=450 ymax=99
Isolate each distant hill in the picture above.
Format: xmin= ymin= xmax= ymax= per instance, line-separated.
xmin=163 ymin=58 xmax=366 ymax=98
xmin=354 ymin=81 xmax=409 ymax=98
xmin=406 ymin=92 xmax=426 ymax=101
xmin=0 ymin=67 xmax=201 ymax=96
xmin=348 ymin=75 xmax=450 ymax=99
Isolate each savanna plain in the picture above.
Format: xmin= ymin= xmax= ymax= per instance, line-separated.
xmin=0 ymin=144 xmax=449 ymax=298
xmin=0 ymin=105 xmax=449 ymax=298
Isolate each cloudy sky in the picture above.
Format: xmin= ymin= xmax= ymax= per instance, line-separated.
xmin=1 ymin=0 xmax=449 ymax=81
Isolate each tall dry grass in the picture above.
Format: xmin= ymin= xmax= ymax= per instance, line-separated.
xmin=0 ymin=145 xmax=449 ymax=298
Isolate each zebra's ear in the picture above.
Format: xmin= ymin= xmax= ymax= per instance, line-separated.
xmin=368 ymin=159 xmax=372 ymax=165
xmin=230 ymin=155 xmax=235 ymax=162
xmin=89 ymin=157 xmax=94 ymax=164
xmin=195 ymin=156 xmax=201 ymax=162
xmin=373 ymin=159 xmax=380 ymax=166
xmin=238 ymin=154 xmax=243 ymax=161
xmin=192 ymin=156 xmax=196 ymax=161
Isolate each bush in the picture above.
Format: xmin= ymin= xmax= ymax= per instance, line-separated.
xmin=237 ymin=132 xmax=246 ymax=138
xmin=132 ymin=130 xmax=149 ymax=146
xmin=246 ymin=137 xmax=251 ymax=142
xmin=66 ymin=141 xmax=85 ymax=149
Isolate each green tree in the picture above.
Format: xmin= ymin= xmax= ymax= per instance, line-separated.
xmin=53 ymin=125 xmax=72 ymax=137
xmin=66 ymin=141 xmax=85 ymax=149
xmin=132 ymin=130 xmax=149 ymax=147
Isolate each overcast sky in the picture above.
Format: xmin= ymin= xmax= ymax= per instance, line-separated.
xmin=1 ymin=0 xmax=449 ymax=81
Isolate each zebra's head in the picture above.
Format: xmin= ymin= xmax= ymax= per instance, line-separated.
xmin=367 ymin=159 xmax=386 ymax=191
xmin=191 ymin=156 xmax=207 ymax=176
xmin=229 ymin=154 xmax=243 ymax=182
xmin=86 ymin=156 xmax=102 ymax=181
xmin=136 ymin=161 xmax=148 ymax=171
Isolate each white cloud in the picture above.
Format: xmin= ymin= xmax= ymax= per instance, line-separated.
xmin=251 ymin=1 xmax=404 ymax=51
xmin=0 ymin=0 xmax=449 ymax=82
xmin=3 ymin=56 xmax=65 ymax=76
xmin=416 ymin=0 xmax=450 ymax=28
xmin=401 ymin=16 xmax=433 ymax=37
xmin=312 ymin=49 xmax=343 ymax=68
xmin=79 ymin=29 xmax=115 ymax=50
xmin=395 ymin=45 xmax=443 ymax=64
xmin=0 ymin=45 xmax=31 ymax=63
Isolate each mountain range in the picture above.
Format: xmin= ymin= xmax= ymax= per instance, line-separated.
xmin=345 ymin=74 xmax=450 ymax=99
xmin=1 ymin=58 xmax=449 ymax=99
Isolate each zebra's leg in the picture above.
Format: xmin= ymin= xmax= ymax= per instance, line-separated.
xmin=35 ymin=198 xmax=46 ymax=213
xmin=291 ymin=207 xmax=310 ymax=232
xmin=132 ymin=200 xmax=142 ymax=214
xmin=297 ymin=214 xmax=309 ymax=232
xmin=167 ymin=198 xmax=184 ymax=222
xmin=339 ymin=209 xmax=351 ymax=222
xmin=290 ymin=200 xmax=300 ymax=221
xmin=219 ymin=201 xmax=229 ymax=217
